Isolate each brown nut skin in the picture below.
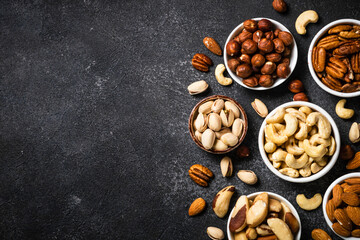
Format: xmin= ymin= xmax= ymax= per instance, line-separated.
xmin=282 ymin=47 xmax=291 ymax=57
xmin=251 ymin=54 xmax=266 ymax=68
xmin=340 ymin=145 xmax=355 ymax=161
xmin=237 ymin=145 xmax=250 ymax=158
xmin=243 ymin=19 xmax=258 ymax=33
xmin=259 ymin=75 xmax=274 ymax=87
xmin=258 ymin=19 xmax=273 ymax=32
xmin=238 ymin=54 xmax=251 ymax=64
xmin=226 ymin=40 xmax=241 ymax=57
xmin=266 ymin=53 xmax=282 ymax=62
xmin=281 ymin=57 xmax=290 ymax=65
xmin=273 ymin=38 xmax=285 ymax=53
xmin=288 ymin=79 xmax=304 ymax=93
xmin=274 ymin=29 xmax=281 ymax=37
xmin=228 ymin=59 xmax=241 ymax=73
xmin=203 ymin=37 xmax=222 ymax=56
xmin=253 ymin=30 xmax=264 ymax=43
xmin=265 ymin=31 xmax=274 ymax=40
xmin=261 ymin=62 xmax=277 ymax=75
xmin=243 ymin=76 xmax=259 ymax=87
xmin=236 ymin=64 xmax=253 ymax=78
xmin=252 ymin=65 xmax=261 ymax=73
xmin=293 ymin=92 xmax=309 ymax=102
xmin=311 ymin=229 xmax=332 ymax=240
xmin=273 ymin=0 xmax=287 ymax=12
xmin=238 ymin=31 xmax=253 ymax=43
xmin=258 ymin=38 xmax=274 ymax=53
xmin=278 ymin=31 xmax=293 ymax=46
xmin=242 ymin=39 xmax=258 ymax=55
xmin=276 ymin=63 xmax=290 ymax=78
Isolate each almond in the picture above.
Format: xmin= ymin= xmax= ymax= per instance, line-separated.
xmin=332 ymin=222 xmax=351 ymax=237
xmin=347 ymin=151 xmax=360 ymax=169
xmin=326 ymin=199 xmax=336 ymax=222
xmin=344 ymin=177 xmax=360 ymax=185
xmin=352 ymin=229 xmax=360 ymax=237
xmin=203 ymin=37 xmax=222 ymax=56
xmin=344 ymin=184 xmax=360 ymax=194
xmin=311 ymin=228 xmax=332 ymax=240
xmin=332 ymin=184 xmax=343 ymax=207
xmin=334 ymin=208 xmax=352 ymax=231
xmin=342 ymin=192 xmax=360 ymax=206
xmin=188 ymin=198 xmax=206 ymax=216
xmin=341 ymin=182 xmax=351 ymax=192
xmin=345 ymin=206 xmax=360 ymax=225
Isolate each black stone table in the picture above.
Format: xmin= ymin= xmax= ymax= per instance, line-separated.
xmin=1 ymin=1 xmax=360 ymax=239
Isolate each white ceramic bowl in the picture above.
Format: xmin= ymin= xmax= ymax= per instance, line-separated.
xmin=323 ymin=172 xmax=360 ymax=239
xmin=224 ymin=17 xmax=298 ymax=90
xmin=308 ymin=19 xmax=360 ymax=98
xmin=258 ymin=101 xmax=340 ymax=183
xmin=227 ymin=192 xmax=301 ymax=240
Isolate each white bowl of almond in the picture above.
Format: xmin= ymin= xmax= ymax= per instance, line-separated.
xmin=227 ymin=192 xmax=301 ymax=240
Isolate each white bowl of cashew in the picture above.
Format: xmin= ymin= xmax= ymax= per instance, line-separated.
xmin=258 ymin=101 xmax=340 ymax=183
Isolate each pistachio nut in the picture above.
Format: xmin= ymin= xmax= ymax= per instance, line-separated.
xmin=213 ymin=139 xmax=228 ymax=151
xmin=237 ymin=170 xmax=258 ymax=185
xmin=215 ymin=128 xmax=231 ymax=139
xmin=199 ymin=101 xmax=214 ymax=114
xmin=225 ymin=101 xmax=240 ymax=118
xmin=251 ymin=99 xmax=268 ymax=118
xmin=208 ymin=113 xmax=222 ymax=131
xmin=349 ymin=122 xmax=360 ymax=143
xmin=194 ymin=113 xmax=208 ymax=133
xmin=207 ymin=227 xmax=225 ymax=240
xmin=212 ymin=185 xmax=235 ymax=218
xmin=220 ymin=109 xmax=235 ymax=128
xmin=232 ymin=118 xmax=244 ymax=137
xmin=211 ymin=99 xmax=225 ymax=113
xmin=202 ymin=129 xmax=216 ymax=149
xmin=220 ymin=156 xmax=233 ymax=177
xmin=187 ymin=80 xmax=208 ymax=95
xmin=194 ymin=130 xmax=202 ymax=142
xmin=220 ymin=133 xmax=239 ymax=147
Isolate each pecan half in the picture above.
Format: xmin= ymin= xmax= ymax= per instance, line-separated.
xmin=328 ymin=25 xmax=353 ymax=34
xmin=326 ymin=57 xmax=348 ymax=79
xmin=339 ymin=30 xmax=360 ymax=39
xmin=351 ymin=52 xmax=360 ymax=73
xmin=333 ymin=41 xmax=360 ymax=56
xmin=322 ymin=75 xmax=342 ymax=91
xmin=192 ymin=53 xmax=213 ymax=72
xmin=342 ymin=83 xmax=360 ymax=93
xmin=312 ymin=46 xmax=326 ymax=72
xmin=317 ymin=35 xmax=340 ymax=50
xmin=343 ymin=58 xmax=354 ymax=82
xmin=188 ymin=164 xmax=214 ymax=187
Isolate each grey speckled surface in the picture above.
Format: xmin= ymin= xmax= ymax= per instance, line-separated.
xmin=1 ymin=0 xmax=360 ymax=239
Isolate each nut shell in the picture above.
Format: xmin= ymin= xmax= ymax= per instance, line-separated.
xmin=276 ymin=63 xmax=290 ymax=78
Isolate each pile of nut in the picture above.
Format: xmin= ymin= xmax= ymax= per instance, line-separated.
xmin=264 ymin=106 xmax=336 ymax=178
xmin=228 ymin=192 xmax=299 ymax=239
xmin=312 ymin=24 xmax=360 ymax=92
xmin=226 ymin=18 xmax=293 ymax=88
xmin=193 ymin=98 xmax=245 ymax=151
xmin=325 ymin=177 xmax=360 ymax=237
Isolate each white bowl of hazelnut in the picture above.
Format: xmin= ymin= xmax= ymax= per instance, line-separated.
xmin=224 ymin=18 xmax=298 ymax=90
xmin=227 ymin=192 xmax=301 ymax=240
xmin=308 ymin=19 xmax=360 ymax=97
xmin=258 ymin=101 xmax=340 ymax=183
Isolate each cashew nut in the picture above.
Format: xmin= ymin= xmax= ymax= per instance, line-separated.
xmin=309 ymin=134 xmax=331 ymax=147
xmin=279 ymin=168 xmax=299 ymax=178
xmin=326 ymin=136 xmax=336 ymax=156
xmin=266 ymin=107 xmax=286 ymax=124
xmin=285 ymin=136 xmax=304 ymax=155
xmin=299 ymin=106 xmax=312 ymax=115
xmin=299 ymin=157 xmax=313 ymax=177
xmin=309 ymin=126 xmax=318 ymax=136
xmin=286 ymin=108 xmax=306 ymax=122
xmin=295 ymin=121 xmax=308 ymax=140
xmin=264 ymin=142 xmax=277 ymax=153
xmin=335 ymin=99 xmax=354 ymax=119
xmin=272 ymin=148 xmax=288 ymax=161
xmin=265 ymin=124 xmax=288 ymax=145
xmin=284 ymin=114 xmax=298 ymax=137
xmin=273 ymin=161 xmax=281 ymax=169
xmin=215 ymin=64 xmax=232 ymax=86
xmin=306 ymin=112 xmax=331 ymax=139
xmin=313 ymin=156 xmax=328 ymax=167
xmin=285 ymin=153 xmax=309 ymax=169
xmin=296 ymin=193 xmax=322 ymax=210
xmin=295 ymin=10 xmax=319 ymax=35
xmin=303 ymin=139 xmax=327 ymax=158
xmin=310 ymin=162 xmax=323 ymax=174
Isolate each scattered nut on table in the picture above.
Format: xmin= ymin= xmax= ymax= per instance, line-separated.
xmin=220 ymin=156 xmax=233 ymax=177
xmin=296 ymin=193 xmax=322 ymax=210
xmin=203 ymin=37 xmax=222 ymax=56
xmin=251 ymin=98 xmax=268 ymax=118
xmin=215 ymin=64 xmax=232 ymax=86
xmin=237 ymin=170 xmax=258 ymax=185
xmin=212 ymin=186 xmax=235 ymax=218
xmin=295 ymin=10 xmax=319 ymax=35
xmin=188 ymin=198 xmax=206 ymax=216
xmin=335 ymin=99 xmax=354 ymax=119
xmin=349 ymin=122 xmax=360 ymax=143
xmin=207 ymin=226 xmax=225 ymax=240
xmin=187 ymin=80 xmax=209 ymax=95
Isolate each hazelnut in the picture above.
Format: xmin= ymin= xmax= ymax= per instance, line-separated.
xmin=288 ymin=79 xmax=304 ymax=93
xmin=243 ymin=19 xmax=258 ymax=33
xmin=276 ymin=63 xmax=290 ymax=78
xmin=227 ymin=59 xmax=241 ymax=73
xmin=293 ymin=92 xmax=309 ymax=102
xmin=226 ymin=40 xmax=241 ymax=56
xmin=236 ymin=64 xmax=253 ymax=78
xmin=273 ymin=38 xmax=285 ymax=53
xmin=236 ymin=145 xmax=250 ymax=158
xmin=281 ymin=57 xmax=290 ymax=65
xmin=261 ymin=61 xmax=276 ymax=75
xmin=259 ymin=75 xmax=274 ymax=87
xmin=253 ymin=30 xmax=264 ymax=43
xmin=266 ymin=53 xmax=282 ymax=62
xmin=252 ymin=65 xmax=261 ymax=73
xmin=272 ymin=0 xmax=287 ymax=13
xmin=274 ymin=29 xmax=281 ymax=37
xmin=241 ymin=39 xmax=257 ymax=55
xmin=265 ymin=31 xmax=274 ymax=40
xmin=278 ymin=31 xmax=293 ymax=46
xmin=242 ymin=76 xmax=258 ymax=87
xmin=258 ymin=19 xmax=273 ymax=32
xmin=251 ymin=54 xmax=266 ymax=67
xmin=258 ymin=38 xmax=274 ymax=53
xmin=238 ymin=31 xmax=253 ymax=43
xmin=238 ymin=54 xmax=251 ymax=64
xmin=282 ymin=47 xmax=291 ymax=57
xmin=340 ymin=145 xmax=355 ymax=161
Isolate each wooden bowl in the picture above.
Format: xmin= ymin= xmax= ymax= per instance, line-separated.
xmin=188 ymin=95 xmax=248 ymax=154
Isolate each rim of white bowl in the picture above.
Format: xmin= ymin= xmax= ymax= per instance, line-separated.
xmin=323 ymin=172 xmax=360 ymax=239
xmin=258 ymin=101 xmax=340 ymax=183
xmin=308 ymin=19 xmax=360 ymax=98
xmin=227 ymin=191 xmax=302 ymax=240
xmin=224 ymin=17 xmax=298 ymax=90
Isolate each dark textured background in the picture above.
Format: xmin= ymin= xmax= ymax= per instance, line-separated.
xmin=1 ymin=0 xmax=359 ymax=239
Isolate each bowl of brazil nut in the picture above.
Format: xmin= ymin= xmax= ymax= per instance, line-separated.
xmin=227 ymin=192 xmax=301 ymax=240
xmin=323 ymin=172 xmax=360 ymax=239
xmin=188 ymin=95 xmax=248 ymax=154
xmin=308 ymin=19 xmax=360 ymax=97
xmin=258 ymin=101 xmax=340 ymax=183
xmin=224 ymin=18 xmax=298 ymax=90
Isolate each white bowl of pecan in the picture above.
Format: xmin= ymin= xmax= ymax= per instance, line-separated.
xmin=323 ymin=172 xmax=360 ymax=239
xmin=308 ymin=19 xmax=360 ymax=97
xmin=224 ymin=18 xmax=298 ymax=90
